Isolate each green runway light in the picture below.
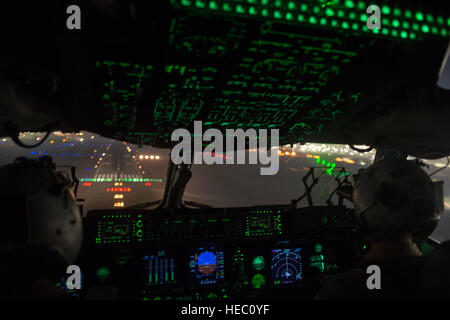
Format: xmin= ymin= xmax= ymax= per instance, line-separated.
xmin=381 ymin=5 xmax=390 ymax=15
xmin=316 ymin=156 xmax=336 ymax=176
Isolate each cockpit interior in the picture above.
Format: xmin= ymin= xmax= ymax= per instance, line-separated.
xmin=1 ymin=0 xmax=450 ymax=303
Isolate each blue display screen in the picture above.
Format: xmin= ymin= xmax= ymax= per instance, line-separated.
xmin=189 ymin=246 xmax=225 ymax=285
xmin=271 ymin=248 xmax=303 ymax=285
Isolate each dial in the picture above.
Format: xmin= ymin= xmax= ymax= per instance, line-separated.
xmin=271 ymin=248 xmax=303 ymax=285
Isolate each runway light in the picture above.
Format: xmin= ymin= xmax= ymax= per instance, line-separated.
xmin=155 ymin=156 xmax=160 ymax=160
xmin=107 ymin=188 xmax=131 ymax=192
xmin=114 ymin=202 xmax=124 ymax=207
xmin=114 ymin=194 xmax=124 ymax=199
xmin=83 ymin=182 xmax=92 ymax=187
xmin=139 ymin=155 xmax=144 ymax=160
xmin=145 ymin=182 xmax=152 ymax=186
xmin=144 ymin=155 xmax=149 ymax=160
xmin=150 ymin=155 xmax=155 ymax=160
xmin=102 ymin=153 xmax=106 ymax=156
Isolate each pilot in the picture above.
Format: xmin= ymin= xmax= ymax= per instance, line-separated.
xmin=0 ymin=156 xmax=83 ymax=299
xmin=316 ymin=158 xmax=443 ymax=299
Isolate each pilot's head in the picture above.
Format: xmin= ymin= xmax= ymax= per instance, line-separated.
xmin=352 ymin=159 xmax=443 ymax=242
xmin=0 ymin=156 xmax=83 ymax=264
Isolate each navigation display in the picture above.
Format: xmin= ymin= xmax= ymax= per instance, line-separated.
xmin=271 ymin=248 xmax=303 ymax=285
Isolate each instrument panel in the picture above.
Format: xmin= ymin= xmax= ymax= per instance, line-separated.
xmin=89 ymin=208 xmax=283 ymax=246
xmin=78 ymin=206 xmax=361 ymax=300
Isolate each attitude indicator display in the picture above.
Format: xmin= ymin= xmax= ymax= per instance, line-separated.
xmin=271 ymin=248 xmax=303 ymax=285
xmin=189 ymin=246 xmax=225 ymax=285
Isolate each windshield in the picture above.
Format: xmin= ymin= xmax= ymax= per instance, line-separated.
xmin=0 ymin=131 xmax=168 ymax=213
xmin=1 ymin=133 xmax=449 ymax=242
